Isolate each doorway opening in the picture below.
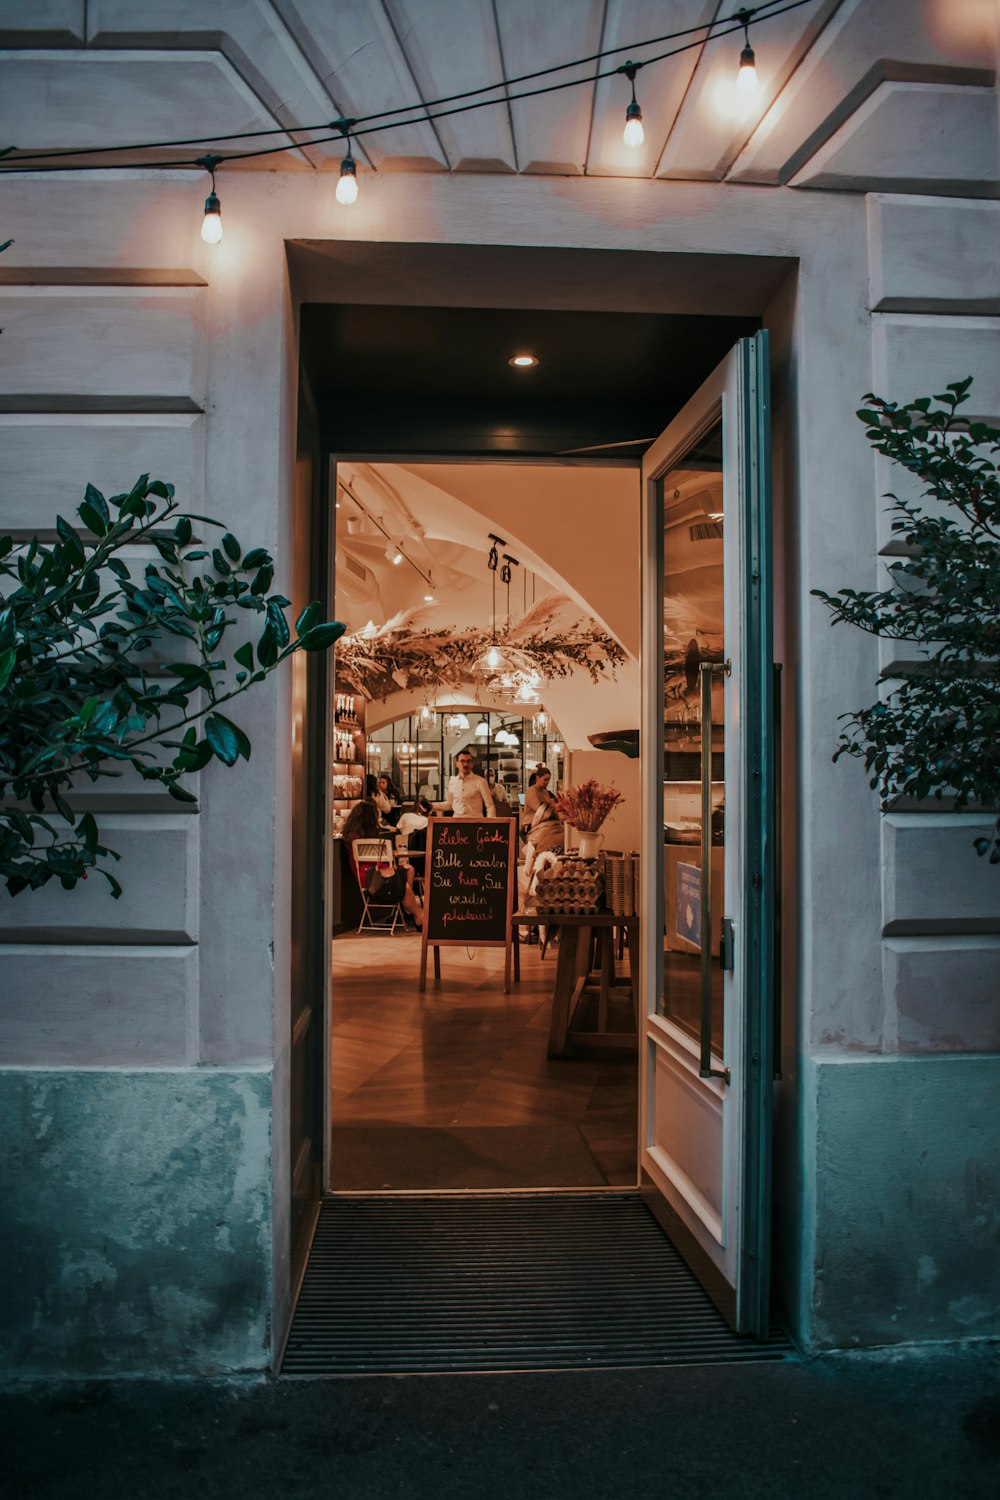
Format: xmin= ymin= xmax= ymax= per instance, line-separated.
xmin=288 ymin=261 xmax=786 ymax=1353
xmin=328 ymin=453 xmax=644 ymax=1193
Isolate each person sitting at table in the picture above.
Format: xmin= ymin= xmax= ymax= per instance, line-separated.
xmin=446 ymin=749 xmax=496 ymax=817
xmin=373 ymin=773 xmax=401 ymax=825
xmin=341 ymin=798 xmax=423 ymax=926
xmin=396 ymin=795 xmax=432 ymax=843
xmin=485 ymin=767 xmax=514 ymax=817
xmin=524 ymin=795 xmax=564 ymax=882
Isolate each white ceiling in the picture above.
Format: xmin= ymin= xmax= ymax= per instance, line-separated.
xmin=1 ymin=1 xmax=996 ymax=194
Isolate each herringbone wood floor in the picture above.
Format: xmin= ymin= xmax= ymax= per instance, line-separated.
xmin=331 ymin=932 xmax=637 ymax=1187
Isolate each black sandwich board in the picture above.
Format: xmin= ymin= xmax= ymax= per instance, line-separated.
xmin=419 ymin=817 xmax=517 ymax=993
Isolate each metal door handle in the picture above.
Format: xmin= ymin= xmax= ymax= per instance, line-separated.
xmin=700 ymin=662 xmax=731 ymax=1084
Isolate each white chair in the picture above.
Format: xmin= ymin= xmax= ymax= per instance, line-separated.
xmin=352 ymin=838 xmax=403 ymax=935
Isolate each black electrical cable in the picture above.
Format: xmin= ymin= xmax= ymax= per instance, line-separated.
xmin=0 ymin=0 xmax=815 ymax=174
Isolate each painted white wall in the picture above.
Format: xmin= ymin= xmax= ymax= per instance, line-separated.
xmin=2 ymin=148 xmax=999 ymax=1363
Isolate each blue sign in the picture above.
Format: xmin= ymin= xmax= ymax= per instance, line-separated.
xmin=677 ymin=862 xmax=702 ymax=949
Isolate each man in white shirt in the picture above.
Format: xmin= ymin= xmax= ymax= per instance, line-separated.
xmin=446 ymin=750 xmax=496 ymax=818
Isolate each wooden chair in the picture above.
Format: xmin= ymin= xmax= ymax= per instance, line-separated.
xmin=352 ymin=837 xmax=403 ymax=935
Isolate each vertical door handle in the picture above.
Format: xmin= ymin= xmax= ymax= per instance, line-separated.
xmin=700 ymin=661 xmax=731 ymax=1085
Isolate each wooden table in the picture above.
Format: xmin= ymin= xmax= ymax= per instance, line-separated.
xmin=513 ymin=913 xmax=639 ymax=1058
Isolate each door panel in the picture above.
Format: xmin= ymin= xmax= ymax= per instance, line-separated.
xmin=639 ymin=333 xmax=774 ymax=1337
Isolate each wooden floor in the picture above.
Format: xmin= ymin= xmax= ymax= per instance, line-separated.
xmin=331 ymin=931 xmax=638 ymax=1188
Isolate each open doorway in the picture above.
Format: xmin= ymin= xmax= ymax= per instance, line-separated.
xmin=328 ymin=455 xmax=644 ymax=1192
xmin=288 ymin=279 xmax=782 ymax=1351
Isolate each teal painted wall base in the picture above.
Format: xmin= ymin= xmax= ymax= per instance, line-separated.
xmin=0 ymin=1069 xmax=272 ymax=1380
xmin=811 ymin=1055 xmax=1000 ymax=1349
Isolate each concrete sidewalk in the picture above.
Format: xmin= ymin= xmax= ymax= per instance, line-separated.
xmin=3 ymin=1343 xmax=998 ymax=1499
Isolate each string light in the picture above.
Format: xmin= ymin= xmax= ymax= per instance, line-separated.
xmin=620 ymin=62 xmax=645 ymax=149
xmin=196 ymin=154 xmax=223 ymax=244
xmin=1 ymin=4 xmax=808 ymax=181
xmin=1 ymin=1 xmax=811 ymax=248
xmin=336 ymin=149 xmax=359 ymax=205
xmin=737 ymin=10 xmax=758 ymax=91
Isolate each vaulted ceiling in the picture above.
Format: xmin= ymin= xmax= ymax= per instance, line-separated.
xmin=2 ymin=0 xmax=996 ymax=195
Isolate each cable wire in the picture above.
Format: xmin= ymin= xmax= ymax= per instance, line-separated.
xmin=0 ymin=0 xmax=815 ymax=175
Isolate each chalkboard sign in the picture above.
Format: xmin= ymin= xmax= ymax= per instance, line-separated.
xmin=419 ymin=817 xmax=517 ymax=993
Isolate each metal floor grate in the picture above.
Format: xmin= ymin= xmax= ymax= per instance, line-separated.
xmin=281 ymin=1192 xmax=795 ymax=1376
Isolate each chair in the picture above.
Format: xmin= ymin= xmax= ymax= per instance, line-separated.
xmin=352 ymin=837 xmax=403 ymax=935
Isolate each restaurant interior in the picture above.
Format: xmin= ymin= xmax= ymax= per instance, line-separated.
xmin=328 ymin=440 xmax=725 ymax=1193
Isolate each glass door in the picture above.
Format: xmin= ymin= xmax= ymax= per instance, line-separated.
xmin=639 ymin=333 xmax=775 ymax=1337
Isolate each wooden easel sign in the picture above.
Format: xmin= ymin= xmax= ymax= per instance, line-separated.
xmin=419 ymin=817 xmax=517 ymax=993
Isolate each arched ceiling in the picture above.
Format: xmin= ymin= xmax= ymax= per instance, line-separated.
xmin=2 ymin=2 xmax=995 ymax=195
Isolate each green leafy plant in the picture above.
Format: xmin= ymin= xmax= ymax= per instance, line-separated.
xmin=0 ymin=475 xmax=344 ymax=896
xmin=813 ymin=378 xmax=1000 ymax=863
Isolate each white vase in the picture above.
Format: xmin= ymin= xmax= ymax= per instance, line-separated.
xmin=577 ymin=830 xmax=603 ymax=860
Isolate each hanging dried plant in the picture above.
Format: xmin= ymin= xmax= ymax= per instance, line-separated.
xmin=335 ymin=596 xmax=627 ymax=701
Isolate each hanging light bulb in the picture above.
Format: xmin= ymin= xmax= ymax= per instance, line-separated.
xmin=474 ymin=718 xmax=489 ymax=739
xmin=486 ymin=644 xmax=502 ymax=671
xmin=196 ymin=155 xmax=224 ymax=244
xmin=737 ymin=10 xmax=758 ymax=92
xmin=336 ymin=150 xmax=359 ymax=205
xmin=620 ymin=62 xmax=644 ymax=149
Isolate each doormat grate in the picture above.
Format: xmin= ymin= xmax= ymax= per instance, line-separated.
xmin=281 ymin=1192 xmax=795 ymax=1376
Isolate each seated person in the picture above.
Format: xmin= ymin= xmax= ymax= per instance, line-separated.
xmin=341 ymin=798 xmax=423 ymax=925
xmin=373 ymin=773 xmax=401 ymax=825
xmin=486 ymin=768 xmax=514 ymax=817
xmin=524 ymin=795 xmax=563 ymax=883
xmin=396 ymin=795 xmax=432 ymax=843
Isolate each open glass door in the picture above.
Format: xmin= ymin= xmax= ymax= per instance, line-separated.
xmin=639 ymin=333 xmax=775 ymax=1337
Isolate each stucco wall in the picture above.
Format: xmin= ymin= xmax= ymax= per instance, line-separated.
xmin=1 ymin=159 xmax=998 ymax=1369
xmin=0 ymin=1070 xmax=271 ymax=1380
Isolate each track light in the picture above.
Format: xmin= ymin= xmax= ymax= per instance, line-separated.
xmin=385 ymin=543 xmax=403 ymax=565
xmin=620 ymin=62 xmax=644 ymax=149
xmin=737 ymin=10 xmax=758 ymax=92
xmin=196 ymin=155 xmax=224 ymax=244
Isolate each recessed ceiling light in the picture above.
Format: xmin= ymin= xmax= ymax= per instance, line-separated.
xmin=508 ymin=354 xmax=539 ymax=368
xmin=424 ymin=593 xmax=435 ymax=602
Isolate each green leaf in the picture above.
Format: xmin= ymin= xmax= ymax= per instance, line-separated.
xmin=298 ymin=621 xmax=346 ymax=652
xmin=78 ymin=500 xmax=106 ymax=537
xmin=166 ymin=781 xmax=198 ymax=804
xmin=84 ymin=483 xmax=110 ymax=530
xmin=0 ymin=646 xmax=14 ymax=692
xmin=205 ymin=714 xmax=240 ymax=766
xmin=242 ymin=548 xmax=270 ymax=569
xmin=257 ymin=622 xmax=278 ymax=668
xmin=234 ymin=641 xmax=254 ymax=671
xmin=250 ymin=563 xmax=273 ymax=596
xmin=222 ymin=532 xmax=242 ymax=562
xmin=295 ymin=601 xmax=319 ymax=637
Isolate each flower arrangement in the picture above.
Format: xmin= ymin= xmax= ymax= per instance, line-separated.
xmin=552 ymin=779 xmax=623 ymax=832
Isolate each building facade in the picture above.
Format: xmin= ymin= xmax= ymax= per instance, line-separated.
xmin=1 ymin=0 xmax=998 ymax=1377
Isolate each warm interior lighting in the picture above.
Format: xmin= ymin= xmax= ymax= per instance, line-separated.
xmin=423 ymin=592 xmax=435 ymax=602
xmin=737 ymin=43 xmax=757 ymax=92
xmin=336 ymin=153 xmax=359 ymax=205
xmin=485 ymin=644 xmax=502 ymax=670
xmin=623 ymin=101 xmax=644 ymax=148
xmin=508 ymin=354 xmax=538 ymax=368
xmin=385 ymin=543 xmax=404 ymax=565
xmin=474 ymin=718 xmax=489 ymax=738
xmin=200 ymin=192 xmax=223 ymax=243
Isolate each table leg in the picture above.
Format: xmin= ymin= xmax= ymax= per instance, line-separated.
xmin=597 ymin=927 xmax=615 ymax=1032
xmin=548 ymin=927 xmax=583 ymax=1058
xmin=626 ymin=921 xmax=640 ymax=1030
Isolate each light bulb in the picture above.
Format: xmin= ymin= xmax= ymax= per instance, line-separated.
xmin=475 ymin=719 xmax=489 ymax=738
xmin=737 ymin=44 xmax=757 ymax=92
xmin=336 ymin=154 xmax=359 ymax=205
xmin=424 ymin=593 xmax=435 ymax=602
xmin=623 ymin=102 xmax=644 ymax=149
xmin=486 ymin=644 xmax=502 ymax=671
xmin=201 ymin=192 xmax=223 ymax=244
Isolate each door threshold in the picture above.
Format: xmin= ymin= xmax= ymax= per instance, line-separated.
xmin=324 ymin=1183 xmax=640 ymax=1198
